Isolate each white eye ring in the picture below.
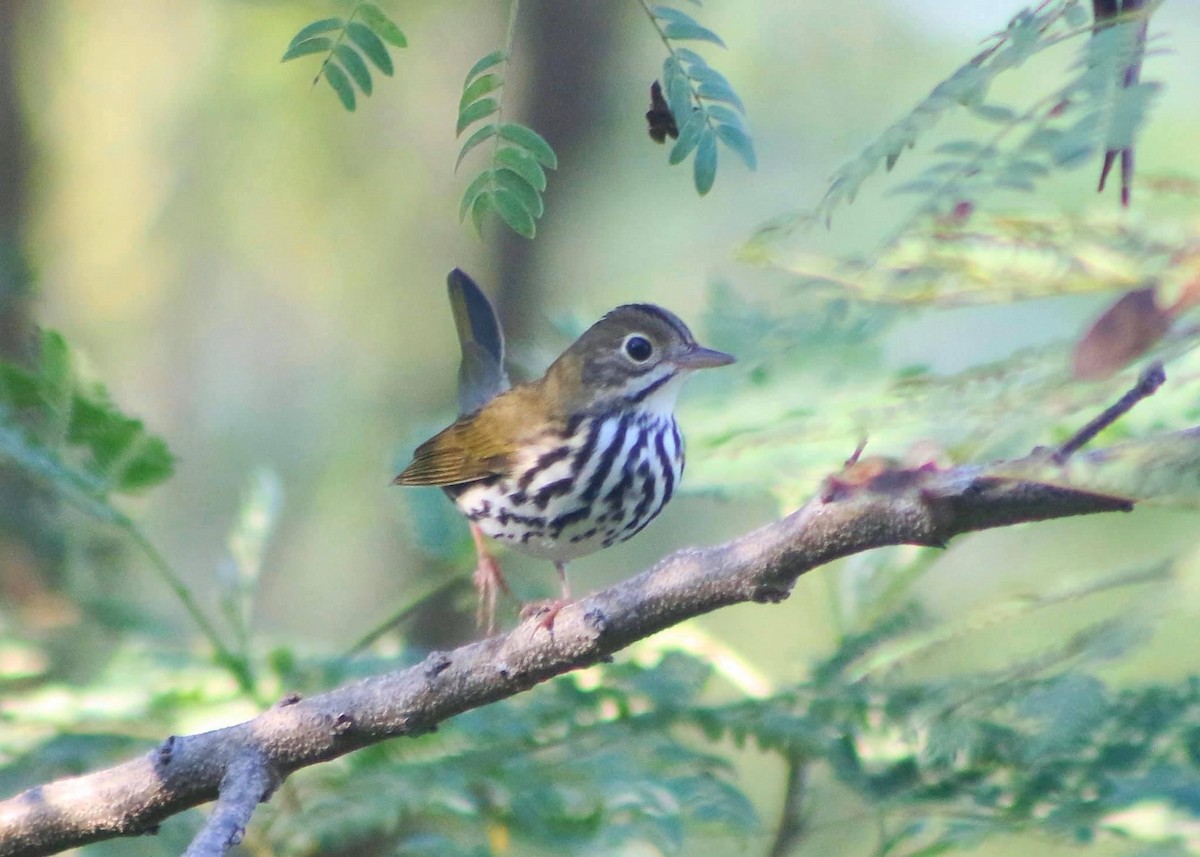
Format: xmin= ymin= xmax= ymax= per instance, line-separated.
xmin=622 ymin=333 xmax=654 ymax=363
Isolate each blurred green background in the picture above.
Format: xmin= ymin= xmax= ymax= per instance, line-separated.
xmin=4 ymin=1 xmax=1200 ymax=855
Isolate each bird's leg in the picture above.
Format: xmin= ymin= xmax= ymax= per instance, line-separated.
xmin=521 ymin=562 xmax=570 ymax=631
xmin=470 ymin=523 xmax=510 ymax=635
xmin=556 ymin=561 xmax=571 ymax=601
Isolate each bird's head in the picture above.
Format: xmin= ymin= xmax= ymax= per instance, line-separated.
xmin=546 ymin=304 xmax=734 ymax=414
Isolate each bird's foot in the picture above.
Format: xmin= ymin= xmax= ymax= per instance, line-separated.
xmin=519 ymin=598 xmax=570 ymax=633
xmin=520 ymin=561 xmax=573 ymax=632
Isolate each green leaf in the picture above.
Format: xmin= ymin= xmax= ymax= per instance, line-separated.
xmin=695 ymin=79 xmax=745 ymax=112
xmin=40 ymin=331 xmax=72 ymax=412
xmin=706 ymin=103 xmax=746 ymax=131
xmin=492 ymin=187 xmax=536 ymax=238
xmin=996 ymin=174 xmax=1036 ymax=191
xmin=456 ymin=97 xmax=499 ymax=136
xmin=286 ymin=17 xmax=342 ymax=51
xmin=459 ymin=170 xmax=493 ymax=222
xmin=686 ymin=60 xmax=739 ymax=111
xmin=663 ymin=60 xmax=694 ymax=123
xmin=662 ymin=20 xmax=727 ymax=48
xmin=358 ymin=3 xmax=407 ymax=47
xmin=935 ymin=140 xmax=982 ymax=156
xmin=0 ymin=423 xmax=123 ymax=524
xmin=1064 ymin=2 xmax=1089 ymax=27
xmin=103 ymin=432 xmax=173 ymax=492
xmin=458 ymin=73 xmax=501 ymax=113
xmin=70 ymin=395 xmax=175 ymax=492
xmin=887 ymin=179 xmax=940 ymax=195
xmin=1004 ymin=158 xmax=1048 ymax=177
xmin=498 ymin=123 xmax=558 ymax=168
xmin=456 ymin=123 xmax=498 ymax=169
xmin=323 ymin=62 xmax=356 ymax=111
xmin=673 ymin=46 xmax=710 ymax=69
xmin=21 ymin=330 xmax=71 ymax=443
xmin=494 ymin=168 xmax=544 ymax=218
xmin=0 ymin=363 xmax=40 ymax=410
xmin=715 ymin=122 xmax=756 ymax=169
xmin=124 ymin=438 xmax=174 ymax=492
xmin=917 ymin=159 xmax=969 ymax=179
xmin=495 ymin=146 xmax=547 ymax=192
xmin=334 ymin=44 xmax=373 ymax=95
xmin=684 ymin=60 xmax=733 ymax=89
xmin=346 ymin=21 xmax=393 ymax=76
xmin=464 ymin=50 xmax=507 ymax=87
xmin=651 ymin=5 xmax=703 ymax=26
xmin=1053 ymin=142 xmax=1096 ymax=168
xmin=2 ymin=332 xmax=172 ymax=496
xmin=669 ymin=110 xmax=706 ymax=165
xmin=941 ymin=64 xmax=988 ymax=107
xmin=972 ymin=103 xmax=1017 ymax=123
xmin=281 ymin=36 xmax=332 ymax=63
xmin=91 ymin=412 xmax=145 ymax=482
xmin=1025 ymin=127 xmax=1063 ymax=151
xmin=470 ymin=190 xmax=493 ymax=235
xmin=693 ymin=127 xmax=718 ymax=194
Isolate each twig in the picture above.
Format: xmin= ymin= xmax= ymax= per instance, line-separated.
xmin=344 ymin=576 xmax=464 ymax=657
xmin=767 ymin=751 xmax=809 ymax=857
xmin=1054 ymin=361 xmax=1165 ymax=463
xmin=121 ymin=522 xmax=254 ymax=694
xmin=181 ymin=754 xmax=276 ymax=857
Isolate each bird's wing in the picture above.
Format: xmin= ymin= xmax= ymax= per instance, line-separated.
xmin=394 ymin=408 xmax=519 ymax=486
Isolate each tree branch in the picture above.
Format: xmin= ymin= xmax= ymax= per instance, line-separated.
xmin=180 ymin=753 xmax=275 ymax=857
xmin=3 ymin=421 xmax=1197 ymax=857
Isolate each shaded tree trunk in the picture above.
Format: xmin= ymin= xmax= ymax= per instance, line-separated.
xmin=0 ymin=1 xmax=62 ymax=609
xmin=494 ymin=1 xmax=622 ymax=343
xmin=0 ymin=0 xmax=30 ymax=357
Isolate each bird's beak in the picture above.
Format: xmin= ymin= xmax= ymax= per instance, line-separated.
xmin=675 ymin=344 xmax=736 ymax=369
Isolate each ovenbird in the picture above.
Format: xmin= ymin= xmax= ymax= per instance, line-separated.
xmin=395 ymin=270 xmax=734 ymax=632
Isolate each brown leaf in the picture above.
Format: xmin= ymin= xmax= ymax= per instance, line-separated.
xmin=1072 ymin=286 xmax=1170 ymax=380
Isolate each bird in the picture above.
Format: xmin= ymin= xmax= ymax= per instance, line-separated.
xmin=394 ymin=269 xmax=734 ymax=633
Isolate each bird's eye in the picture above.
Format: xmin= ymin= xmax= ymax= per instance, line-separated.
xmin=623 ymin=334 xmax=654 ymax=362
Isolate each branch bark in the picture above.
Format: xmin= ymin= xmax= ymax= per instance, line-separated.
xmin=180 ymin=754 xmax=275 ymax=857
xmin=3 ymin=423 xmax=1197 ymax=857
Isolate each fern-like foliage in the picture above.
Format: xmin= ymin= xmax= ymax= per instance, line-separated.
xmin=282 ymin=4 xmax=407 ymax=112
xmin=249 ymin=575 xmax=1200 ymax=857
xmin=745 ymin=210 xmax=1193 ymax=308
xmin=282 ymin=1 xmax=750 ymax=234
xmin=456 ymin=51 xmax=559 ymax=239
xmin=687 ymin=196 xmax=1200 ymax=505
xmin=4 ymin=523 xmax=1197 ymax=857
xmin=814 ymin=0 xmax=1160 ymax=227
xmin=255 ymin=649 xmax=757 ymax=856
xmin=0 ymin=331 xmax=253 ymax=688
xmin=0 ymin=330 xmax=174 ymax=515
xmin=642 ymin=2 xmax=756 ymax=195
